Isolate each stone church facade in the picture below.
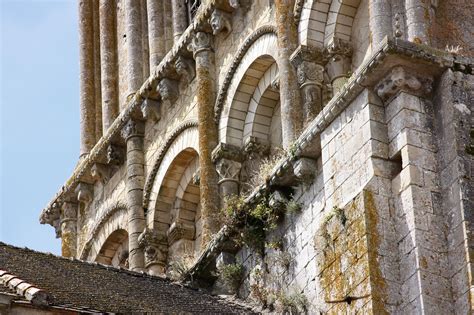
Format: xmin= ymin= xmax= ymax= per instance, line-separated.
xmin=38 ymin=0 xmax=474 ymax=313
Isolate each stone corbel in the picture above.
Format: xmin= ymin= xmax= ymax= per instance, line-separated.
xmin=157 ymin=78 xmax=179 ymax=105
xmin=209 ymin=9 xmax=232 ymax=35
xmin=138 ymin=228 xmax=168 ymax=276
xmin=167 ymin=219 xmax=196 ymax=245
xmin=141 ymin=98 xmax=161 ymax=122
xmin=91 ymin=162 xmax=110 ymax=184
xmin=293 ymin=157 xmax=318 ymax=183
xmin=106 ymin=144 xmax=125 ymax=166
xmin=39 ymin=202 xmax=61 ymax=238
xmin=243 ymin=136 xmax=270 ymax=158
xmin=291 ymin=45 xmax=326 ymax=124
xmin=375 ymin=66 xmax=434 ymax=103
xmin=74 ymin=182 xmax=93 ymax=208
xmin=325 ymin=37 xmax=353 ymax=94
xmin=174 ymin=55 xmax=196 ymax=84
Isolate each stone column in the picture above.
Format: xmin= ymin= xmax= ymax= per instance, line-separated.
xmin=147 ymin=0 xmax=165 ymax=69
xmin=60 ymin=202 xmax=78 ymax=258
xmin=99 ymin=0 xmax=119 ymax=132
xmin=325 ymin=37 xmax=352 ymax=95
xmin=369 ymin=0 xmax=392 ymax=46
xmin=122 ymin=119 xmax=146 ymax=271
xmin=93 ymin=1 xmax=103 ymax=140
xmin=124 ymin=0 xmax=144 ymax=95
xmin=79 ymin=0 xmax=96 ymax=157
xmin=188 ymin=32 xmax=219 ymax=247
xmin=275 ymin=0 xmax=303 ymax=149
xmin=163 ymin=0 xmax=174 ymax=51
xmin=405 ymin=0 xmax=432 ymax=44
xmin=171 ymin=0 xmax=188 ymax=43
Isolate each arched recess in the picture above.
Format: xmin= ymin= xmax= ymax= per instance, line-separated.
xmin=85 ymin=206 xmax=128 ymax=265
xmin=95 ymin=229 xmax=129 ymax=268
xmin=219 ymin=32 xmax=280 ymax=148
xmin=146 ymin=126 xmax=202 ymax=263
xmin=298 ymin=0 xmax=362 ymax=48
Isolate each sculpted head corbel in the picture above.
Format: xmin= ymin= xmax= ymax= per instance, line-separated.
xmin=74 ymin=182 xmax=93 ymax=208
xmin=141 ymin=98 xmax=161 ymax=122
xmin=91 ymin=163 xmax=110 ymax=184
xmin=209 ymin=9 xmax=232 ymax=35
xmin=106 ymin=144 xmax=125 ymax=166
xmin=375 ymin=66 xmax=433 ymax=102
xmin=157 ymin=78 xmax=179 ymax=105
xmin=174 ymin=56 xmax=196 ymax=83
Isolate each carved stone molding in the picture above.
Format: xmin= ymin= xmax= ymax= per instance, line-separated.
xmin=216 ymin=159 xmax=241 ymax=197
xmin=188 ymin=31 xmax=213 ymax=58
xmin=141 ymin=98 xmax=161 ymax=122
xmin=167 ymin=220 xmax=195 ymax=245
xmin=121 ymin=119 xmax=145 ymax=141
xmin=138 ymin=228 xmax=168 ymax=270
xmin=174 ymin=56 xmax=196 ymax=84
xmin=91 ymin=163 xmax=110 ymax=184
xmin=106 ymin=144 xmax=125 ymax=166
xmin=375 ymin=66 xmax=434 ymax=102
xmin=157 ymin=78 xmax=179 ymax=105
xmin=209 ymin=9 xmax=232 ymax=35
xmin=74 ymin=182 xmax=93 ymax=206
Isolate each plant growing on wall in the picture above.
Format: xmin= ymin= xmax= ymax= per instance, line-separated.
xmin=218 ymin=263 xmax=244 ymax=292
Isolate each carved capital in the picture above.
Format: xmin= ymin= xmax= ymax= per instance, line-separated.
xmin=106 ymin=144 xmax=125 ymax=165
xmin=91 ymin=163 xmax=110 ymax=184
xmin=375 ymin=66 xmax=434 ymax=102
xmin=209 ymin=9 xmax=232 ymax=35
xmin=121 ymin=119 xmax=145 ymax=141
xmin=157 ymin=78 xmax=179 ymax=104
xmin=243 ymin=136 xmax=270 ymax=157
xmin=167 ymin=219 xmax=195 ymax=245
xmin=212 ymin=142 xmax=245 ymax=163
xmin=74 ymin=182 xmax=93 ymax=206
xmin=188 ymin=32 xmax=213 ymax=58
xmin=325 ymin=38 xmax=352 ymax=82
xmin=138 ymin=228 xmax=168 ymax=268
xmin=216 ymin=159 xmax=241 ymax=183
xmin=174 ymin=56 xmax=196 ymax=83
xmin=141 ymin=99 xmax=161 ymax=122
xmin=61 ymin=202 xmax=78 ymax=225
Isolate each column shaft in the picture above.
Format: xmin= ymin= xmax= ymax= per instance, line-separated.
xmin=405 ymin=0 xmax=432 ymax=44
xmin=369 ymin=0 xmax=392 ymax=46
xmin=124 ymin=120 xmax=146 ymax=271
xmin=93 ymin=0 xmax=103 ymax=140
xmin=193 ymin=32 xmax=220 ymax=247
xmin=275 ymin=0 xmax=302 ymax=149
xmin=99 ymin=0 xmax=119 ymax=132
xmin=124 ymin=0 xmax=144 ymax=94
xmin=79 ymin=0 xmax=96 ymax=156
xmin=147 ymin=0 xmax=165 ymax=69
xmin=171 ymin=0 xmax=188 ymax=43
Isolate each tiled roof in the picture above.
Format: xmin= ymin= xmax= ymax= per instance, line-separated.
xmin=0 ymin=242 xmax=254 ymax=314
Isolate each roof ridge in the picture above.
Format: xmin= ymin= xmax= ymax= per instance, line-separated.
xmin=0 ymin=269 xmax=49 ymax=306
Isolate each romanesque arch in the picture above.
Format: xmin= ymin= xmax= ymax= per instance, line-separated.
xmin=219 ymin=31 xmax=280 ymax=148
xmin=95 ymin=229 xmax=129 ymax=267
xmin=82 ymin=206 xmax=128 ymax=264
xmin=298 ymin=0 xmax=362 ymax=48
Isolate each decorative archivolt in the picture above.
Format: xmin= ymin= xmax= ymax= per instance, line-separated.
xmin=143 ymin=120 xmax=199 ymax=211
xmin=218 ymin=30 xmax=280 ymax=147
xmin=80 ymin=202 xmax=128 ymax=260
xmin=144 ymin=124 xmax=200 ymax=226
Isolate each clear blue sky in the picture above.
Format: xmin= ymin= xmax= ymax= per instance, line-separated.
xmin=1 ymin=0 xmax=79 ymax=254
